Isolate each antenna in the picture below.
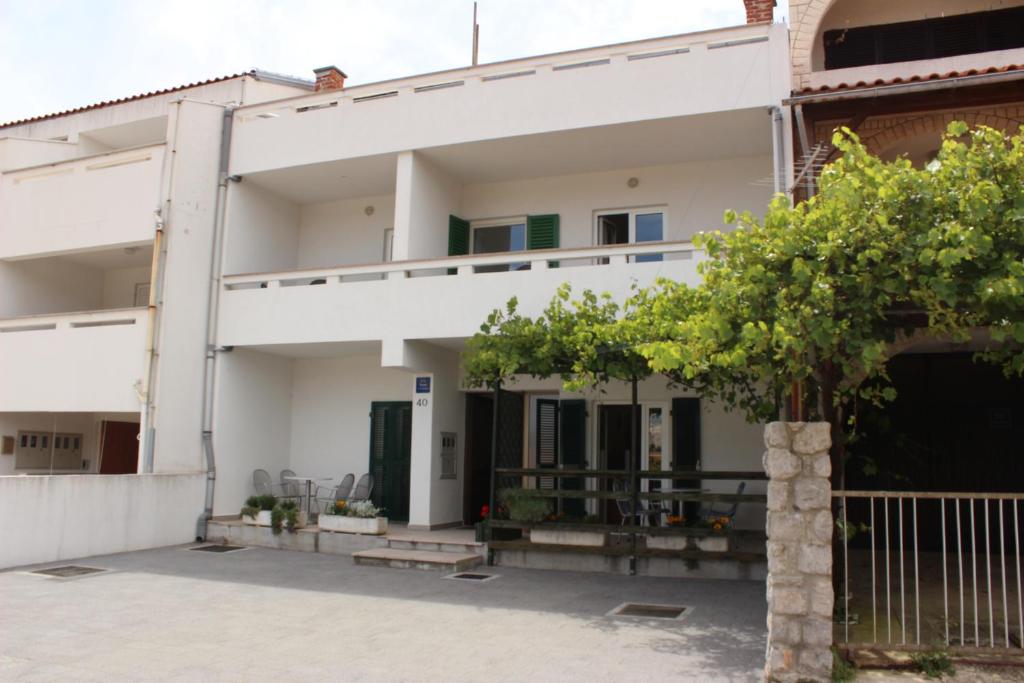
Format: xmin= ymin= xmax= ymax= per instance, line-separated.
xmin=472 ymin=2 xmax=480 ymax=66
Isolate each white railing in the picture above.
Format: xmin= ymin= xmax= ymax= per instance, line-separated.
xmin=223 ymin=240 xmax=701 ymax=290
xmin=0 ymin=144 xmax=164 ymax=259
xmin=0 ymin=307 xmax=146 ymax=333
xmin=835 ymin=490 xmax=1024 ymax=651
xmin=235 ymin=27 xmax=771 ymax=123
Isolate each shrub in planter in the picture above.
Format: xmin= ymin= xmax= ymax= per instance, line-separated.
xmin=241 ymin=494 xmax=278 ymax=527
xmin=498 ymin=488 xmax=551 ymax=523
xmin=318 ymin=499 xmax=388 ymax=535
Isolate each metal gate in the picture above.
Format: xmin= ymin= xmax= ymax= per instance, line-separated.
xmin=835 ymin=491 xmax=1024 ymax=650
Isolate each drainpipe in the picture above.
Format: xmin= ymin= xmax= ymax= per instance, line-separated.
xmin=770 ymin=105 xmax=785 ymax=196
xmin=140 ymin=102 xmax=182 ymax=472
xmin=196 ymin=105 xmax=235 ymax=541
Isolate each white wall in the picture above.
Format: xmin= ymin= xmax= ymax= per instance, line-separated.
xmin=222 ymin=179 xmax=299 ymax=275
xmin=297 ymin=193 xmax=395 ymax=269
xmin=395 ymin=151 xmax=462 ymax=261
xmin=0 ymin=473 xmax=205 ymax=569
xmin=0 ymin=258 xmax=102 ymax=318
xmin=230 ymin=24 xmax=785 ymax=175
xmin=0 ymin=309 xmax=147 ymax=413
xmin=288 ymin=354 xmax=410 ymax=485
xmin=0 ymin=145 xmax=163 ymax=260
xmin=211 ymin=348 xmax=294 ymax=516
xmin=461 ymin=156 xmax=771 ymax=247
xmin=102 ymin=266 xmax=151 ymax=308
xmin=150 ymin=100 xmax=223 ymax=473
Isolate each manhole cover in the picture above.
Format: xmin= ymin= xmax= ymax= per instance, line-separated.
xmin=31 ymin=565 xmax=107 ymax=578
xmin=189 ymin=544 xmax=245 ymax=553
xmin=608 ymin=603 xmax=689 ymax=620
xmin=444 ymin=572 xmax=500 ymax=582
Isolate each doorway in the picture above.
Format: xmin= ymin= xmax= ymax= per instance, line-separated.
xmin=599 ymin=405 xmax=637 ymax=523
xmin=463 ymin=393 xmax=494 ymax=525
xmin=368 ymin=402 xmax=412 ymax=522
xmin=98 ymin=421 xmax=140 ymax=474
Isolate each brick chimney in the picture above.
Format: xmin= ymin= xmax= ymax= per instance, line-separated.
xmin=313 ymin=66 xmax=347 ymax=92
xmin=743 ymin=0 xmax=775 ymax=23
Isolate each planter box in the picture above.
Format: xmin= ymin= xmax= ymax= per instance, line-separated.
xmin=531 ymin=528 xmax=608 ymax=547
xmin=242 ymin=510 xmax=308 ymax=529
xmin=243 ymin=510 xmax=273 ymax=527
xmin=318 ymin=515 xmax=388 ymax=535
xmin=647 ymin=534 xmax=731 ymax=552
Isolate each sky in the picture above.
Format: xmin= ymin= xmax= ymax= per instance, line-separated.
xmin=0 ymin=0 xmax=788 ymax=125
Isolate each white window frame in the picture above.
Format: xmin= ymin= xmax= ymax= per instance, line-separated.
xmin=469 ymin=216 xmax=528 ymax=255
xmin=593 ymin=206 xmax=668 ymax=247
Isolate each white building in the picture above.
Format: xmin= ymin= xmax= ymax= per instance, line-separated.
xmin=0 ymin=71 xmax=312 ymax=566
xmin=211 ymin=11 xmax=792 ymax=532
xmin=1 ymin=0 xmax=797 ymax=568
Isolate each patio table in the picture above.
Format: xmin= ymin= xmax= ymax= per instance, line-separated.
xmin=284 ymin=475 xmax=333 ymax=517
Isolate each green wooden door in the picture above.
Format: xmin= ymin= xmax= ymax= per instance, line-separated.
xmin=369 ymin=401 xmax=412 ymax=521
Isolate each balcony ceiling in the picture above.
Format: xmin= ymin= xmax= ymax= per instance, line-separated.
xmin=242 ymin=108 xmax=770 ymax=204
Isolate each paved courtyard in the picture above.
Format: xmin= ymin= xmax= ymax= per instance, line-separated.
xmin=0 ymin=544 xmax=767 ymax=682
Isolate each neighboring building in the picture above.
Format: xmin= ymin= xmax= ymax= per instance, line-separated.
xmin=785 ymin=0 xmax=1024 ymax=493
xmin=0 ymin=71 xmax=311 ymax=566
xmin=210 ymin=11 xmax=791 ymax=530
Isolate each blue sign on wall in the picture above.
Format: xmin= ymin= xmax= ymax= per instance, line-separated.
xmin=416 ymin=376 xmax=432 ymax=394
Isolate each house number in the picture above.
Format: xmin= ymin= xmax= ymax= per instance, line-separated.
xmin=416 ymin=398 xmax=429 ymax=407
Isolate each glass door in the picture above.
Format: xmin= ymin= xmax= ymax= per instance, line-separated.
xmin=595 ymin=208 xmax=665 ymax=262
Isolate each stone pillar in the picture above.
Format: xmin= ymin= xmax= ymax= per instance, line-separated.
xmin=763 ymin=422 xmax=833 ymax=682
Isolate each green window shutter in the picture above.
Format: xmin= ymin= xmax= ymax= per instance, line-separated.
xmin=447 ymin=215 xmax=470 ymax=275
xmin=527 ymin=214 xmax=560 ymax=268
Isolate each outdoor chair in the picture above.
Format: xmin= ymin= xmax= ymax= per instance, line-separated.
xmin=279 ymin=469 xmax=304 ymax=505
xmin=252 ymin=469 xmax=277 ymax=496
xmin=700 ymin=481 xmax=746 ymax=523
xmin=315 ymin=473 xmax=355 ymax=511
xmin=348 ymin=473 xmax=374 ymax=503
xmin=612 ymin=480 xmax=668 ymax=527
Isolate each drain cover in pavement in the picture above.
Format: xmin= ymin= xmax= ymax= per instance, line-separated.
xmin=31 ymin=565 xmax=107 ymax=578
xmin=445 ymin=572 xmax=499 ymax=582
xmin=608 ymin=603 xmax=689 ymax=620
xmin=190 ymin=544 xmax=245 ymax=553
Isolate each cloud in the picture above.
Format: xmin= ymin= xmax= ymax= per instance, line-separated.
xmin=0 ymin=0 xmax=789 ymax=124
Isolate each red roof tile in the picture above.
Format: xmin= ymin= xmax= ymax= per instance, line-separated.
xmin=797 ymin=63 xmax=1024 ymax=94
xmin=0 ymin=72 xmax=251 ymax=130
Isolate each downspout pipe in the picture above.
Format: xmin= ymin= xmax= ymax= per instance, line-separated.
xmin=770 ymin=105 xmax=785 ymax=196
xmin=196 ymin=105 xmax=235 ymax=541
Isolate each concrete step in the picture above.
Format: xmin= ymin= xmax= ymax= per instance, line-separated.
xmin=352 ymin=547 xmax=483 ymax=571
xmin=385 ymin=538 xmax=485 ymax=556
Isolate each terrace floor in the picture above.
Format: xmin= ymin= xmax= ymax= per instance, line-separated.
xmin=0 ymin=544 xmax=766 ymax=682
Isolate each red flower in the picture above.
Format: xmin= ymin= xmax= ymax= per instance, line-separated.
xmin=480 ymin=505 xmax=490 ymax=520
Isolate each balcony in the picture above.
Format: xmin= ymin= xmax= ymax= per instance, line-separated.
xmin=0 ymin=144 xmax=164 ymax=259
xmin=217 ymin=241 xmax=702 ymax=350
xmin=0 ymin=308 xmax=146 ymax=412
xmin=230 ymin=23 xmax=787 ymax=175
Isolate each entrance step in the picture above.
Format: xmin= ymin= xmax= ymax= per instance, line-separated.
xmin=385 ymin=537 xmax=486 ymax=557
xmin=352 ymin=547 xmax=483 ymax=571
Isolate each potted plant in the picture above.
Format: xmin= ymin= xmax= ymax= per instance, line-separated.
xmin=270 ymin=500 xmax=304 ymax=535
xmin=241 ymin=494 xmax=278 ymax=527
xmin=531 ymin=509 xmax=608 ymax=547
xmin=647 ymin=514 xmax=732 ymax=552
xmin=474 ymin=505 xmax=490 ymax=542
xmin=318 ymin=499 xmax=388 ymax=535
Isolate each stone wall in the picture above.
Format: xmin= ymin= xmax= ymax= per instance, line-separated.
xmin=763 ymin=422 xmax=834 ymax=682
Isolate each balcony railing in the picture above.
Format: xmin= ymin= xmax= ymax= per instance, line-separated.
xmin=223 ymin=240 xmax=702 ymax=290
xmin=217 ymin=241 xmax=704 ymax=349
xmin=0 ymin=144 xmax=164 ymax=259
xmin=0 ymin=308 xmax=146 ymax=412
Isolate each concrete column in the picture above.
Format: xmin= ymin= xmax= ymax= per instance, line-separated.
xmin=763 ymin=421 xmax=834 ymax=682
xmin=408 ymin=372 xmax=434 ymax=527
